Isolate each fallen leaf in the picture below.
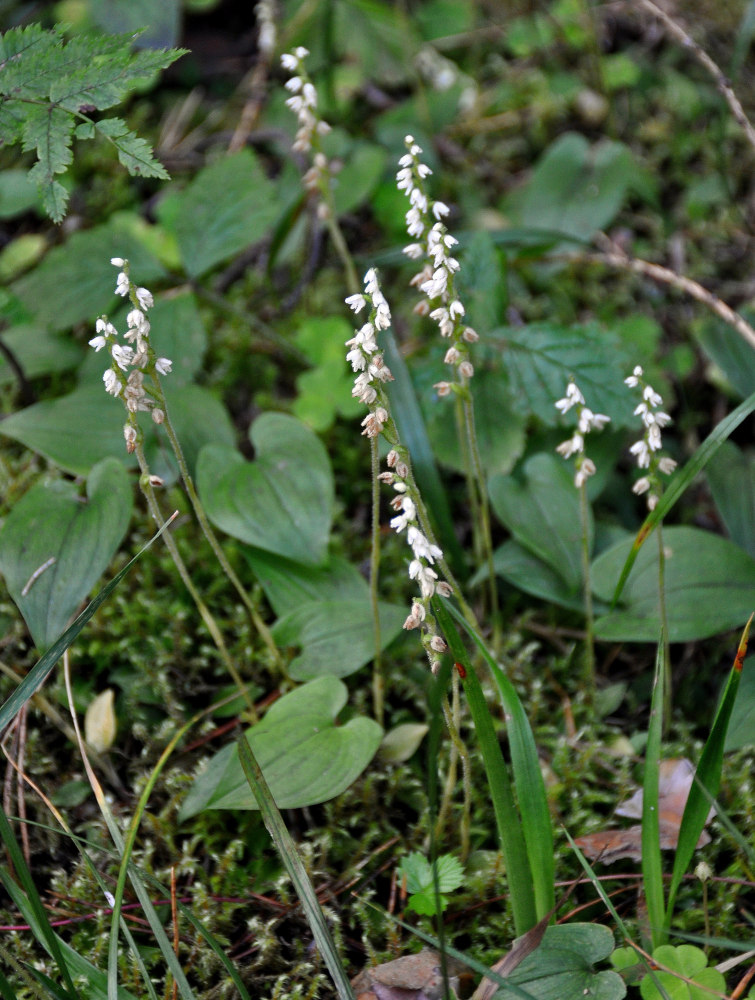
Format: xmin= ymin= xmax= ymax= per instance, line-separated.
xmin=574 ymin=757 xmax=713 ymax=863
xmin=351 ymin=950 xmax=460 ymax=1000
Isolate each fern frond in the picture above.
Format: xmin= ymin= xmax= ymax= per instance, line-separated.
xmin=0 ymin=25 xmax=185 ymax=222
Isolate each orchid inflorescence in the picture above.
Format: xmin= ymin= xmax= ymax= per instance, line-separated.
xmin=281 ymin=47 xmax=332 ymax=217
xmin=397 ymin=136 xmax=479 ymax=396
xmin=89 ymin=258 xmax=171 ymax=454
xmin=625 ymin=365 xmax=677 ymax=510
xmin=554 ymin=379 xmax=611 ymax=487
xmin=345 ymin=268 xmax=450 ymax=669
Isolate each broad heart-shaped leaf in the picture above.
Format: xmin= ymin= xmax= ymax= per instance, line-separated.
xmin=495 ymin=923 xmax=625 ymax=1000
xmin=707 ymin=441 xmax=755 ymax=560
xmin=503 ymin=132 xmax=636 ymax=243
xmin=0 ymin=384 xmax=234 ymax=481
xmin=726 ymin=655 xmax=755 ymax=751
xmin=11 ymin=223 xmax=165 ymax=332
xmin=0 ymin=458 xmax=132 ymax=649
xmin=271 ymin=599 xmax=406 ymax=680
xmin=592 ymin=526 xmax=755 ymax=642
xmin=197 ymin=413 xmax=334 ymax=566
xmin=244 ymin=549 xmax=370 ymax=617
xmin=157 ymin=149 xmax=279 ymax=278
xmin=489 ymin=453 xmax=591 ymax=594
xmin=178 ymin=676 xmax=382 ymax=818
xmin=488 ymin=323 xmax=633 ymax=427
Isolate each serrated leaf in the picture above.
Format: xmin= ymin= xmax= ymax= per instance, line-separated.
xmin=489 ymin=323 xmax=633 ymax=426
xmin=96 ymin=117 xmax=169 ymax=178
xmin=179 ymin=676 xmax=382 ymax=817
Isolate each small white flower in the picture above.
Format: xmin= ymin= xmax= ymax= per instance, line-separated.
xmin=103 ymin=369 xmax=121 ymax=396
xmin=155 ymin=357 xmax=172 ymax=375
xmin=89 ymin=335 xmax=107 ymax=351
xmin=658 ymin=456 xmax=677 ymax=475
xmin=345 ymin=293 xmax=367 ymax=313
xmin=111 ymin=344 xmax=134 ymax=371
xmin=115 ymin=272 xmax=129 ymax=297
xmin=135 ymin=287 xmax=154 ymax=311
xmin=110 ymin=257 xmax=125 ymax=268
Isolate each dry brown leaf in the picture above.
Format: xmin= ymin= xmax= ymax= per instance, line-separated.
xmin=574 ymin=757 xmax=714 ymax=864
xmin=351 ymin=950 xmax=461 ymax=1000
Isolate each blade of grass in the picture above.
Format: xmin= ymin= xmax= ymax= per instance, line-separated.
xmin=612 ymin=389 xmax=755 ymax=605
xmin=0 ymin=514 xmax=178 ymax=731
xmin=441 ymin=598 xmax=555 ymax=921
xmin=236 ymin=732 xmax=356 ymax=1000
xmin=665 ymin=613 xmax=753 ymax=928
xmin=0 ymin=806 xmax=77 ymax=998
xmin=642 ymin=639 xmax=665 ymax=948
xmin=60 ymin=654 xmax=196 ymax=1000
xmin=433 ymin=597 xmax=537 ymax=934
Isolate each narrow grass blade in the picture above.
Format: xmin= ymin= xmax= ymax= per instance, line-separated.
xmin=612 ymin=389 xmax=755 ymax=605
xmin=0 ymin=806 xmax=77 ymax=997
xmin=0 ymin=514 xmax=177 ymax=731
xmin=0 ymin=958 xmax=17 ymax=1000
xmin=441 ymin=598 xmax=555 ymax=921
xmin=665 ymin=614 xmax=753 ymax=927
xmin=382 ymin=331 xmax=465 ymax=575
xmin=642 ymin=639 xmax=665 ymax=948
xmin=236 ymin=732 xmax=356 ymax=1000
xmin=433 ymin=597 xmax=537 ymax=934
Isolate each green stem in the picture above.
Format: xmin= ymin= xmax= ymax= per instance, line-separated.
xmin=579 ymin=481 xmax=595 ymax=699
xmin=134 ymin=441 xmax=257 ymax=722
xmin=151 ymin=379 xmax=282 ymax=671
xmin=369 ymin=436 xmax=384 ymax=726
xmin=656 ymin=522 xmax=671 ymax=733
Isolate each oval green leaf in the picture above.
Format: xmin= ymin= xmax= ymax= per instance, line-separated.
xmin=0 ymin=457 xmax=132 ymax=649
xmin=197 ymin=412 xmax=334 ymax=566
xmin=178 ymin=676 xmax=382 ymax=818
xmin=593 ymin=526 xmax=755 ymax=642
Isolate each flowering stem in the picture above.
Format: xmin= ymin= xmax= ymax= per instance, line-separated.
xmin=369 ymin=436 xmax=384 ymax=726
xmin=148 ymin=377 xmax=282 ymax=671
xmin=579 ymin=481 xmax=595 ymax=698
xmin=657 ymin=522 xmax=672 ymax=732
xmin=133 ymin=441 xmax=258 ymax=722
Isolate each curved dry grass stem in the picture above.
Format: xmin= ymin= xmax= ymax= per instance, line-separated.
xmin=637 ymin=0 xmax=755 ymax=156
xmin=584 ymin=241 xmax=755 ymax=351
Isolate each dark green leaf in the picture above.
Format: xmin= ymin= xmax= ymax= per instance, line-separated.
xmin=593 ymin=527 xmax=755 ymax=642
xmin=272 ymin=599 xmax=405 ymax=680
xmin=179 ymin=676 xmax=382 ymax=817
xmin=0 ymin=458 xmax=132 ymax=649
xmin=159 ymin=150 xmax=279 ymax=277
xmin=707 ymin=441 xmax=755 ymax=559
xmin=197 ymin=413 xmax=334 ymax=566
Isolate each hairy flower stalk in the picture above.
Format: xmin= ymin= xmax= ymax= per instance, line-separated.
xmin=625 ymin=364 xmax=677 ymax=729
xmin=397 ymin=136 xmax=499 ymax=631
xmin=555 ymin=379 xmax=611 ymax=694
xmin=91 ymin=259 xmax=280 ymax=696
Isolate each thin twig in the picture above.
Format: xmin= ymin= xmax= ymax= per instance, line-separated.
xmin=582 ymin=242 xmax=755 ymax=351
xmin=637 ymin=0 xmax=755 ymax=156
